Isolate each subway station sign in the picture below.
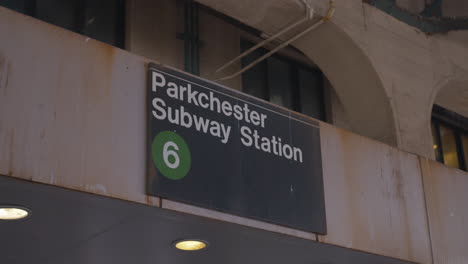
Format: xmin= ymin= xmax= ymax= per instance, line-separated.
xmin=146 ymin=63 xmax=326 ymax=233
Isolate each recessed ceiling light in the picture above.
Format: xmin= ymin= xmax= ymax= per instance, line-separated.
xmin=0 ymin=206 xmax=31 ymax=220
xmin=173 ymin=239 xmax=208 ymax=251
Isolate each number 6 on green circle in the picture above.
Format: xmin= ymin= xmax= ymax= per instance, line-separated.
xmin=152 ymin=131 xmax=191 ymax=180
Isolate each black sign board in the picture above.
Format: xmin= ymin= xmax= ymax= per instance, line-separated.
xmin=147 ymin=63 xmax=326 ymax=233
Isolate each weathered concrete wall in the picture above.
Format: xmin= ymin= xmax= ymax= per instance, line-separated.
xmin=126 ymin=0 xmax=184 ymax=69
xmin=420 ymin=158 xmax=468 ymax=264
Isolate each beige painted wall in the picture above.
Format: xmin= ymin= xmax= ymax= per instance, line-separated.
xmin=319 ymin=123 xmax=432 ymax=264
xmin=435 ymin=80 xmax=468 ymax=117
xmin=420 ymin=158 xmax=468 ymax=264
xmin=0 ymin=8 xmax=153 ymax=205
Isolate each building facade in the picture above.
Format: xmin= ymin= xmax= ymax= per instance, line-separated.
xmin=0 ymin=0 xmax=467 ymax=263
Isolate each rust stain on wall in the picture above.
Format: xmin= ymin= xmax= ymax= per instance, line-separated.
xmin=392 ymin=152 xmax=413 ymax=260
xmin=318 ymin=126 xmax=429 ymax=263
xmin=343 ymin=133 xmax=370 ymax=246
xmin=82 ymin=41 xmax=116 ymax=103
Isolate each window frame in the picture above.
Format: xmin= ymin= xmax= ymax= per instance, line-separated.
xmin=432 ymin=104 xmax=468 ymax=171
xmin=1 ymin=0 xmax=126 ymax=49
xmin=184 ymin=2 xmax=327 ymax=121
xmin=240 ymin=38 xmax=326 ymax=121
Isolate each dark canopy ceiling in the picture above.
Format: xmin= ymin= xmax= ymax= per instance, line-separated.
xmin=0 ymin=175 xmax=415 ymax=264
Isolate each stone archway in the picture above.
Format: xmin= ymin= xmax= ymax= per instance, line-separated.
xmin=196 ymin=0 xmax=398 ymax=146
xmin=292 ymin=21 xmax=397 ymax=145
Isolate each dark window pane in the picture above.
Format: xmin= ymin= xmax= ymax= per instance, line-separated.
xmin=439 ymin=124 xmax=460 ymax=169
xmin=240 ymin=39 xmax=324 ymax=120
xmin=267 ymin=57 xmax=292 ymax=108
xmin=35 ymin=0 xmax=80 ymax=32
xmin=241 ymin=41 xmax=267 ymax=100
xmin=432 ymin=122 xmax=443 ymax=162
xmin=14 ymin=0 xmax=124 ymax=47
xmin=0 ymin=0 xmax=31 ymax=13
xmin=83 ymin=0 xmax=123 ymax=47
xmin=298 ymin=67 xmax=323 ymax=120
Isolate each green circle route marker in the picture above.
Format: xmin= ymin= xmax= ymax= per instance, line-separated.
xmin=152 ymin=131 xmax=191 ymax=180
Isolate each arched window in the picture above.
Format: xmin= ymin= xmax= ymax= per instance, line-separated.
xmin=432 ymin=105 xmax=468 ymax=171
xmin=240 ymin=40 xmax=326 ymax=121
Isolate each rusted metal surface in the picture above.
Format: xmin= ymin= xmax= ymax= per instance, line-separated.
xmin=318 ymin=123 xmax=432 ymax=264
xmin=420 ymin=157 xmax=468 ymax=264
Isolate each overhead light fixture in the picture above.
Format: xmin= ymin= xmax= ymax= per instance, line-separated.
xmin=173 ymin=239 xmax=208 ymax=251
xmin=0 ymin=206 xmax=31 ymax=220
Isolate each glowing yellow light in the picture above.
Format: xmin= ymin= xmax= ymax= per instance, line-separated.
xmin=433 ymin=145 xmax=438 ymax=149
xmin=0 ymin=207 xmax=30 ymax=220
xmin=174 ymin=240 xmax=207 ymax=251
